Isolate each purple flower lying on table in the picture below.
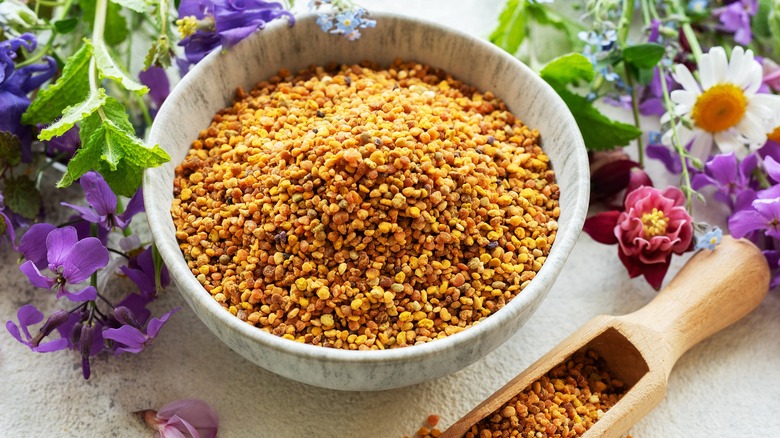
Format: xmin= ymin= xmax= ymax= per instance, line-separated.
xmin=62 ymin=171 xmax=145 ymax=231
xmin=121 ymin=246 xmax=170 ymax=297
xmin=139 ymin=399 xmax=219 ymax=438
xmin=691 ymin=152 xmax=759 ymax=210
xmin=6 ymin=305 xmax=70 ymax=353
xmin=103 ymin=307 xmax=178 ymax=354
xmin=0 ymin=33 xmax=57 ymax=161
xmin=19 ymin=226 xmax=108 ymax=302
xmin=177 ymin=0 xmax=294 ymax=67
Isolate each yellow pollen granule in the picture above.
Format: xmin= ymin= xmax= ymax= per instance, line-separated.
xmin=641 ymin=208 xmax=670 ymax=238
xmin=691 ymin=83 xmax=747 ymax=133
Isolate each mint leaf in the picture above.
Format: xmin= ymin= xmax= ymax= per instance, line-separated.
xmin=58 ymin=97 xmax=170 ymax=196
xmin=489 ymin=0 xmax=527 ymax=55
xmin=526 ymin=2 xmax=586 ymax=48
xmin=54 ymin=18 xmax=79 ymax=34
xmin=553 ymin=86 xmax=642 ymax=151
xmin=623 ymin=43 xmax=665 ymax=69
xmin=81 ymin=0 xmax=128 ymax=46
xmin=145 ymin=35 xmax=173 ymax=69
xmin=22 ymin=44 xmax=92 ymax=126
xmin=539 ymin=53 xmax=595 ymax=86
xmin=0 ymin=131 xmax=22 ymax=167
xmin=109 ymin=0 xmax=146 ymax=13
xmin=92 ymin=40 xmax=149 ymax=94
xmin=752 ymin=0 xmax=772 ymax=39
xmin=39 ymin=88 xmax=107 ymax=141
xmin=3 ymin=175 xmax=41 ymax=219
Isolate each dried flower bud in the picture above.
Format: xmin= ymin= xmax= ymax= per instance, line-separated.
xmin=112 ymin=306 xmax=142 ymax=329
xmin=30 ymin=310 xmax=70 ymax=347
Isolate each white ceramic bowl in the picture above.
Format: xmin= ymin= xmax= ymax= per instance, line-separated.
xmin=143 ymin=13 xmax=589 ymax=391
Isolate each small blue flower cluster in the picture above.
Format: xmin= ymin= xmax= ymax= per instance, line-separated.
xmin=310 ymin=0 xmax=375 ymax=41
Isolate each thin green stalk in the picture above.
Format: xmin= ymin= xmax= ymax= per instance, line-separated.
xmin=617 ymin=0 xmax=636 ymax=46
xmin=624 ymin=62 xmax=644 ymax=166
xmin=670 ymin=0 xmax=702 ymax=63
xmin=659 ymin=64 xmax=695 ymax=212
xmin=17 ymin=0 xmax=77 ymax=68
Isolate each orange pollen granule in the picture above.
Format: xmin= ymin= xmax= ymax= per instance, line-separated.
xmin=641 ymin=208 xmax=670 ymax=238
xmin=691 ymin=83 xmax=748 ymax=133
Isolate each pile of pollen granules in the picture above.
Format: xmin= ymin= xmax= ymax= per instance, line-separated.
xmin=171 ymin=60 xmax=560 ymax=350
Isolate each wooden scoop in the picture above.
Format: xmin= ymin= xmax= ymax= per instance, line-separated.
xmin=442 ymin=236 xmax=770 ymax=438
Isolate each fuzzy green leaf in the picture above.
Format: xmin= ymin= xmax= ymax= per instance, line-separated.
xmin=109 ymin=0 xmax=147 ymax=13
xmin=552 ymin=86 xmax=642 ymax=151
xmin=92 ymin=40 xmax=148 ymax=94
xmin=3 ymin=175 xmax=41 ymax=219
xmin=539 ymin=53 xmax=595 ymax=86
xmin=39 ymin=88 xmax=107 ymax=141
xmin=0 ymin=131 xmax=23 ymax=167
xmin=22 ymin=44 xmax=92 ymax=126
xmin=54 ymin=18 xmax=79 ymax=34
xmin=144 ymin=35 xmax=173 ymax=69
xmin=58 ymin=97 xmax=170 ymax=196
xmin=623 ymin=43 xmax=665 ymax=69
xmin=489 ymin=0 xmax=527 ymax=54
xmin=81 ymin=0 xmax=128 ymax=46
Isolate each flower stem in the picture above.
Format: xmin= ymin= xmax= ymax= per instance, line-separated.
xmin=624 ymin=62 xmax=644 ymax=166
xmin=659 ymin=64 xmax=695 ymax=212
xmin=670 ymin=0 xmax=702 ymax=63
xmin=617 ymin=0 xmax=636 ymax=46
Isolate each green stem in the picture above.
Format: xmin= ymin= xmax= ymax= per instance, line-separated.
xmin=624 ymin=62 xmax=644 ymax=166
xmin=17 ymin=0 xmax=77 ymax=68
xmin=639 ymin=0 xmax=651 ymax=25
xmin=659 ymin=64 xmax=695 ymax=212
xmin=617 ymin=0 xmax=636 ymax=46
xmin=670 ymin=0 xmax=702 ymax=63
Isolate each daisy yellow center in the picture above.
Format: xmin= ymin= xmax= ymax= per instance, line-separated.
xmin=691 ymin=83 xmax=747 ymax=133
xmin=768 ymin=125 xmax=780 ymax=143
xmin=641 ymin=208 xmax=669 ymax=238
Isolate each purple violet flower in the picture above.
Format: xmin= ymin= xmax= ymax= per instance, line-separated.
xmin=62 ymin=171 xmax=144 ymax=230
xmin=139 ymin=67 xmax=171 ymax=110
xmin=691 ymin=152 xmax=759 ymax=210
xmin=45 ymin=126 xmax=80 ymax=161
xmin=5 ymin=304 xmax=70 ymax=352
xmin=18 ymin=222 xmax=56 ymax=268
xmin=140 ymin=399 xmax=219 ymax=438
xmin=19 ymin=226 xmax=108 ymax=302
xmin=1 ymin=33 xmax=57 ymax=161
xmin=729 ymin=196 xmax=780 ymax=240
xmin=120 ymin=246 xmax=170 ymax=297
xmin=103 ymin=307 xmax=178 ymax=354
xmin=714 ymin=0 xmax=758 ymax=46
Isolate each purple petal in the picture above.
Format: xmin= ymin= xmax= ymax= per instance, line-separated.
xmin=60 ymin=237 xmax=109 ymax=284
xmin=60 ymin=285 xmax=98 ymax=303
xmin=764 ymin=156 xmax=780 ymax=182
xmin=61 ymin=202 xmax=103 ymax=224
xmin=20 ymin=260 xmax=56 ymax=289
xmin=139 ymin=67 xmax=170 ymax=109
xmin=704 ymin=153 xmax=739 ymax=187
xmin=46 ymin=226 xmax=79 ymax=269
xmin=34 ymin=338 xmax=70 ymax=353
xmin=1 ymin=211 xmax=16 ymax=249
xmin=160 ymin=425 xmax=188 ymax=438
xmin=6 ymin=321 xmax=27 ymax=345
xmin=103 ymin=325 xmax=147 ymax=354
xmin=147 ymin=307 xmax=179 ymax=339
xmin=80 ymin=172 xmax=117 ymax=217
xmin=18 ymin=223 xmax=56 ymax=268
xmin=646 ymin=144 xmax=683 ymax=174
xmin=116 ymin=188 xmax=145 ymax=228
xmin=12 ymin=304 xmax=44 ymax=340
xmin=116 ymin=293 xmax=153 ymax=326
xmin=728 ymin=209 xmax=765 ymax=238
xmin=157 ymin=399 xmax=219 ymax=438
xmin=178 ymin=0 xmax=212 ymax=19
xmin=121 ymin=265 xmax=156 ymax=296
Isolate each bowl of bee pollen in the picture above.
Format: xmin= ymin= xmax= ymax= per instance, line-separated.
xmin=143 ymin=12 xmax=590 ymax=391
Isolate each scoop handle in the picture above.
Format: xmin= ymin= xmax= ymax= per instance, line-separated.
xmin=621 ymin=236 xmax=769 ymax=366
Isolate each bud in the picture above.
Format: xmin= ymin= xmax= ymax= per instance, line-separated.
xmin=79 ymin=324 xmax=96 ymax=380
xmin=30 ymin=309 xmax=70 ymax=347
xmin=112 ymin=306 xmax=141 ymax=329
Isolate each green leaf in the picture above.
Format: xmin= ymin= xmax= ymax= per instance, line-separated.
xmin=0 ymin=131 xmax=23 ymax=168
xmin=770 ymin=1 xmax=780 ymax=54
xmin=81 ymin=0 xmax=128 ymax=46
xmin=552 ymin=86 xmax=642 ymax=151
xmin=22 ymin=44 xmax=92 ymax=126
xmin=526 ymin=2 xmax=586 ymax=49
xmin=39 ymin=88 xmax=107 ymax=141
xmin=623 ymin=43 xmax=665 ymax=69
xmin=144 ymin=35 xmax=173 ymax=69
xmin=109 ymin=0 xmax=146 ymax=13
xmin=539 ymin=53 xmax=595 ymax=86
xmin=489 ymin=0 xmax=527 ymax=54
xmin=752 ymin=0 xmax=773 ymax=39
xmin=92 ymin=40 xmax=148 ymax=94
xmin=58 ymin=97 xmax=170 ymax=196
xmin=3 ymin=175 xmax=41 ymax=219
xmin=54 ymin=18 xmax=79 ymax=34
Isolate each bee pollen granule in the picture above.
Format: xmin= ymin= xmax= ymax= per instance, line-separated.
xmin=171 ymin=60 xmax=559 ymax=350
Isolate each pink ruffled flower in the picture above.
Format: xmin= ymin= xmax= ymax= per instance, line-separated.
xmin=139 ymin=399 xmax=219 ymax=438
xmin=584 ymin=186 xmax=693 ymax=289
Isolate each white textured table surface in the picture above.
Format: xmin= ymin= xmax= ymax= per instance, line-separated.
xmin=2 ymin=2 xmax=779 ymax=437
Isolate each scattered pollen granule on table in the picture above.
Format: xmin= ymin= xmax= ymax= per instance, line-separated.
xmin=171 ymin=60 xmax=560 ymax=350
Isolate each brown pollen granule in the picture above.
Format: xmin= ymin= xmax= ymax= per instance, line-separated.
xmin=171 ymin=60 xmax=560 ymax=350
xmin=466 ymin=349 xmax=626 ymax=438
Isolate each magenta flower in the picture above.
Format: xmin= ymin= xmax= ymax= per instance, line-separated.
xmin=62 ymin=171 xmax=144 ymax=230
xmin=6 ymin=305 xmax=70 ymax=353
xmin=19 ymin=226 xmax=108 ymax=302
xmin=140 ymin=399 xmax=219 ymax=438
xmin=139 ymin=67 xmax=171 ymax=110
xmin=714 ymin=0 xmax=758 ymax=46
xmin=691 ymin=152 xmax=759 ymax=210
xmin=103 ymin=308 xmax=178 ymax=354
xmin=18 ymin=223 xmax=56 ymax=268
xmin=584 ymin=186 xmax=693 ymax=289
xmin=729 ymin=197 xmax=780 ymax=240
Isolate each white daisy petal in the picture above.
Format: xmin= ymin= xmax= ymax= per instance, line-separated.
xmin=749 ymin=93 xmax=780 ymax=115
xmin=699 ymin=55 xmax=714 ymax=90
xmin=714 ymin=131 xmax=748 ymax=157
xmin=673 ymin=64 xmax=700 ymax=92
xmin=736 ymin=111 xmax=769 ymax=142
xmin=670 ymin=90 xmax=698 ymax=107
xmin=742 ymin=62 xmax=764 ymax=95
xmin=727 ymin=46 xmax=745 ymax=84
xmin=707 ymin=47 xmax=728 ymax=85
xmin=690 ymin=128 xmax=713 ymax=159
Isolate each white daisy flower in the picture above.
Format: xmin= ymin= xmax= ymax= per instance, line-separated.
xmin=661 ymin=46 xmax=780 ymax=158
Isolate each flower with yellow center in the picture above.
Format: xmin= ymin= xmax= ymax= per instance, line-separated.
xmin=661 ymin=46 xmax=780 ymax=159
